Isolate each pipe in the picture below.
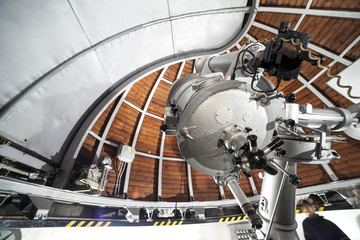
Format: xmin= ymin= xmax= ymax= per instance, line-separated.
xmin=227 ymin=178 xmax=263 ymax=229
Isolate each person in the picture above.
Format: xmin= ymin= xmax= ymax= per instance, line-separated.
xmin=301 ymin=199 xmax=350 ymax=240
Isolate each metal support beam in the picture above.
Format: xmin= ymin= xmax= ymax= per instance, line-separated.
xmin=219 ymin=185 xmax=225 ymax=199
xmin=123 ymin=100 xmax=164 ymax=121
xmin=258 ymin=7 xmax=360 ymax=19
xmin=177 ymin=61 xmax=186 ymax=80
xmin=249 ymin=177 xmax=258 ymax=195
xmin=252 ymin=21 xmax=351 ymax=66
xmin=297 ymin=75 xmax=336 ymax=107
xmin=187 ymin=163 xmax=195 ymax=201
xmin=88 ymin=131 xmax=119 ymax=147
xmin=321 ymin=163 xmax=339 ymax=181
xmin=161 ymin=78 xmax=173 ymax=85
xmin=93 ymin=87 xmax=132 ymax=162
xmin=157 ymin=132 xmax=166 ymax=201
xmin=135 ymin=151 xmax=184 ymax=162
xmin=123 ymin=67 xmax=168 ymax=197
xmin=2 ymin=177 xmax=359 ymax=209
xmin=294 ymin=0 xmax=313 ymax=31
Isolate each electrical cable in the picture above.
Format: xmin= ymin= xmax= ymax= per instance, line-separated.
xmin=232 ymin=49 xmax=256 ymax=77
xmin=114 ymin=160 xmax=126 ymax=195
xmin=250 ymin=67 xmax=282 ymax=93
xmin=280 ymin=37 xmax=360 ymax=99
xmin=114 ymin=160 xmax=121 ymax=195
xmin=247 ymin=37 xmax=360 ymax=99
xmin=233 ymin=44 xmax=281 ymax=93
xmin=175 ymin=161 xmax=185 ymax=210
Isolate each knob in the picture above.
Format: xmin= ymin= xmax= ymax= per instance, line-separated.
xmin=285 ymin=93 xmax=296 ymax=103
xmin=160 ymin=124 xmax=167 ymax=132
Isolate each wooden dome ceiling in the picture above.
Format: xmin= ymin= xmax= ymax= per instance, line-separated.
xmin=74 ymin=0 xmax=360 ymax=203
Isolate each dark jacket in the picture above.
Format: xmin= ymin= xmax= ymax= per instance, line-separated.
xmin=303 ymin=214 xmax=350 ymax=240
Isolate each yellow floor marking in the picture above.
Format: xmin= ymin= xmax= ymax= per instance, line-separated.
xmin=166 ymin=221 xmax=171 ymax=226
xmin=76 ymin=221 xmax=86 ymax=227
xmin=219 ymin=218 xmax=224 ymax=222
xmin=172 ymin=221 xmax=178 ymax=225
xmin=237 ymin=216 xmax=242 ymax=221
xmin=319 ymin=207 xmax=324 ymax=211
xmin=104 ymin=222 xmax=111 ymax=227
xmin=94 ymin=221 xmax=103 ymax=227
xmin=65 ymin=221 xmax=76 ymax=227
xmin=160 ymin=221 xmax=165 ymax=226
xmin=225 ymin=217 xmax=230 ymax=222
xmin=231 ymin=217 xmax=235 ymax=221
xmin=243 ymin=216 xmax=247 ymax=220
xmin=153 ymin=222 xmax=159 ymax=226
xmin=86 ymin=221 xmax=94 ymax=227
xmin=178 ymin=221 xmax=183 ymax=225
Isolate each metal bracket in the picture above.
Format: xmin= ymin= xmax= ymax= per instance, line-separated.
xmin=193 ymin=208 xmax=205 ymax=220
xmin=125 ymin=207 xmax=140 ymax=223
xmin=28 ymin=196 xmax=53 ymax=220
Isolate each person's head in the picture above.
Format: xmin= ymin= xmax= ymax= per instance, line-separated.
xmin=301 ymin=200 xmax=316 ymax=217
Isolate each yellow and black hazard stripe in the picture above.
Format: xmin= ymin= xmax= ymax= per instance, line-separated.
xmin=65 ymin=220 xmax=112 ymax=227
xmin=219 ymin=215 xmax=247 ymax=222
xmin=153 ymin=220 xmax=183 ymax=226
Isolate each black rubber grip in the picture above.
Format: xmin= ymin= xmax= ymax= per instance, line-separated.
xmin=263 ymin=162 xmax=278 ymax=175
xmin=247 ymin=135 xmax=258 ymax=148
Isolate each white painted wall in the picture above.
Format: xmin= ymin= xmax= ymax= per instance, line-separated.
xmin=19 ymin=209 xmax=360 ymax=240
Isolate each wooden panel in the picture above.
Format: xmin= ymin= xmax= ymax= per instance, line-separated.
xmin=329 ymin=136 xmax=360 ymax=180
xmin=300 ymin=53 xmax=333 ymax=81
xmin=248 ymin=26 xmax=277 ymax=43
xmin=297 ymin=163 xmax=332 ymax=188
xmin=280 ymin=80 xmax=304 ymax=95
xmin=260 ymin=0 xmax=307 ymax=8
xmin=298 ymin=16 xmax=360 ymax=56
xmin=125 ymin=70 xmax=161 ymax=109
xmin=239 ymin=37 xmax=248 ymax=46
xmin=294 ymin=87 xmax=327 ymax=108
xmin=180 ymin=60 xmax=195 ymax=77
xmin=229 ymin=46 xmax=239 ymax=52
xmin=135 ymin=115 xmax=163 ymax=155
xmin=163 ymin=136 xmax=182 ymax=158
xmin=91 ymin=96 xmax=119 ymax=137
xmin=147 ymin=80 xmax=171 ymax=117
xmin=255 ymin=12 xmax=301 ymax=30
xmin=224 ymin=173 xmax=253 ymax=199
xmin=100 ymin=144 xmax=117 ymax=196
xmin=311 ymin=0 xmax=360 ymax=12
xmin=263 ymin=72 xmax=303 ymax=95
xmin=106 ymin=103 xmax=141 ymax=145
xmin=128 ymin=155 xmax=158 ymax=201
xmin=75 ymin=134 xmax=99 ymax=168
xmin=311 ymin=62 xmax=353 ymax=108
xmin=191 ymin=169 xmax=220 ymax=201
xmin=164 ymin=63 xmax=181 ymax=82
xmin=345 ymin=41 xmax=360 ymax=62
xmin=162 ymin=161 xmax=189 ymax=202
